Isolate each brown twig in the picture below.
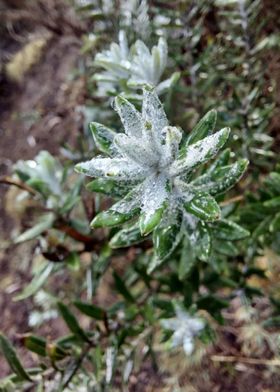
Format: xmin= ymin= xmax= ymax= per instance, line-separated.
xmin=211 ymin=355 xmax=280 ymax=366
xmin=54 ymin=220 xmax=95 ymax=245
xmin=220 ymin=195 xmax=244 ymax=206
xmin=0 ymin=176 xmax=37 ymax=195
xmin=62 ymin=344 xmax=93 ymax=389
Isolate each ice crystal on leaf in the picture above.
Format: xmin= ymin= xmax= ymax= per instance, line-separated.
xmin=161 ymin=306 xmax=205 ymax=355
xmin=76 ymin=87 xmax=249 ymax=268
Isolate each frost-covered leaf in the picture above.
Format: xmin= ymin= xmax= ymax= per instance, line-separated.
xmin=75 ymin=157 xmax=147 ymax=181
xmin=207 ymin=148 xmax=231 ymax=174
xmin=171 ymin=127 xmax=230 ymax=176
xmin=114 ymin=96 xmax=143 ymax=138
xmin=142 ymin=87 xmax=168 ymax=141
xmin=94 ymin=31 xmax=131 ymax=80
xmin=153 ymin=212 xmax=182 ymax=263
xmin=184 ymin=193 xmax=221 ymax=222
xmin=192 ymin=159 xmax=249 ymax=196
xmin=109 ymin=221 xmax=143 ymax=248
xmin=114 ymin=133 xmax=158 ymax=166
xmin=86 ymin=178 xmax=131 ymax=197
xmin=187 ymin=109 xmax=217 ymax=146
xmin=196 ymin=223 xmax=211 ymax=261
xmin=156 ymin=71 xmax=180 ymax=95
xmin=160 ymin=126 xmax=182 ymax=167
xmin=139 ymin=175 xmax=170 ymax=235
xmin=89 ymin=122 xmax=117 ymax=154
xmin=91 ymin=186 xmax=141 ymax=228
xmin=128 ymin=37 xmax=168 ymax=86
xmin=210 ymin=219 xmax=250 ymax=240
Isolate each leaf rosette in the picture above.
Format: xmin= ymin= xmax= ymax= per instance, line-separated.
xmin=76 ymin=87 xmax=249 ymax=269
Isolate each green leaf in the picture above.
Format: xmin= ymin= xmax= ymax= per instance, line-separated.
xmin=22 ymin=335 xmax=46 ymax=357
xmin=213 ymin=239 xmax=239 ymax=256
xmin=270 ymin=212 xmax=280 ymax=232
xmin=197 ymin=294 xmax=229 ymax=313
xmin=139 ymin=205 xmax=165 ymax=236
xmin=74 ymin=301 xmax=105 ymax=321
xmin=89 ymin=122 xmax=116 ymax=154
xmin=86 ymin=178 xmax=130 ymax=197
xmin=24 ymin=336 xmax=67 ymax=361
xmin=57 ymin=302 xmax=90 ymax=343
xmin=178 ymin=235 xmax=196 ymax=280
xmin=65 ymin=252 xmax=80 ymax=271
xmin=0 ymin=334 xmax=31 ymax=381
xmin=59 ymin=195 xmax=80 ymax=214
xmin=14 ymin=213 xmax=55 ymax=244
xmin=184 ymin=193 xmax=221 ymax=222
xmin=207 ymin=148 xmax=231 ymax=173
xmin=113 ymin=272 xmax=135 ymax=303
xmin=153 ymin=215 xmax=182 ymax=262
xmin=139 ymin=177 xmax=170 ymax=236
xmin=209 ymin=159 xmax=248 ymax=195
xmin=187 ymin=109 xmax=217 ymax=145
xmin=210 ymin=219 xmax=250 ymax=240
xmin=91 ymin=188 xmax=140 ymax=228
xmin=26 ymin=178 xmax=49 ymax=195
xmin=264 ymin=172 xmax=280 ymax=195
xmin=109 ymin=221 xmax=143 ymax=248
xmin=264 ymin=196 xmax=280 ymax=209
xmin=195 ymin=159 xmax=249 ymax=196
xmin=46 ymin=342 xmax=68 ymax=361
xmin=196 ymin=223 xmax=211 ymax=261
xmin=91 ymin=209 xmax=137 ymax=229
xmin=15 ymin=263 xmax=54 ymax=301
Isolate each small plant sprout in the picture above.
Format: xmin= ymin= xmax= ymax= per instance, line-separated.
xmin=161 ymin=305 xmax=205 ymax=355
xmin=76 ymin=87 xmax=249 ymax=270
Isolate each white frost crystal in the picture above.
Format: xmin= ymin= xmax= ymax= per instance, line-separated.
xmin=161 ymin=306 xmax=205 ymax=355
xmin=76 ymin=87 xmax=238 ymax=236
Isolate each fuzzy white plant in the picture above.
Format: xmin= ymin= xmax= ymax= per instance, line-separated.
xmin=94 ymin=31 xmax=179 ymax=95
xmin=161 ymin=306 xmax=205 ymax=355
xmin=76 ymin=87 xmax=248 ymax=255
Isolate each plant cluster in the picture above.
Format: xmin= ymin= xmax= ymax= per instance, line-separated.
xmin=0 ymin=0 xmax=279 ymax=391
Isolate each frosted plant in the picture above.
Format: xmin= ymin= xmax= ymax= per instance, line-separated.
xmin=120 ymin=0 xmax=151 ymax=40
xmin=94 ymin=32 xmax=179 ymax=95
xmin=94 ymin=30 xmax=131 ymax=94
xmin=76 ymin=87 xmax=249 ymax=270
xmin=161 ymin=306 xmax=205 ymax=355
xmin=15 ymin=151 xmax=63 ymax=198
xmin=128 ymin=37 xmax=167 ymax=87
xmin=14 ymin=151 xmax=82 ymax=212
xmin=13 ymin=151 xmax=83 ymax=244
